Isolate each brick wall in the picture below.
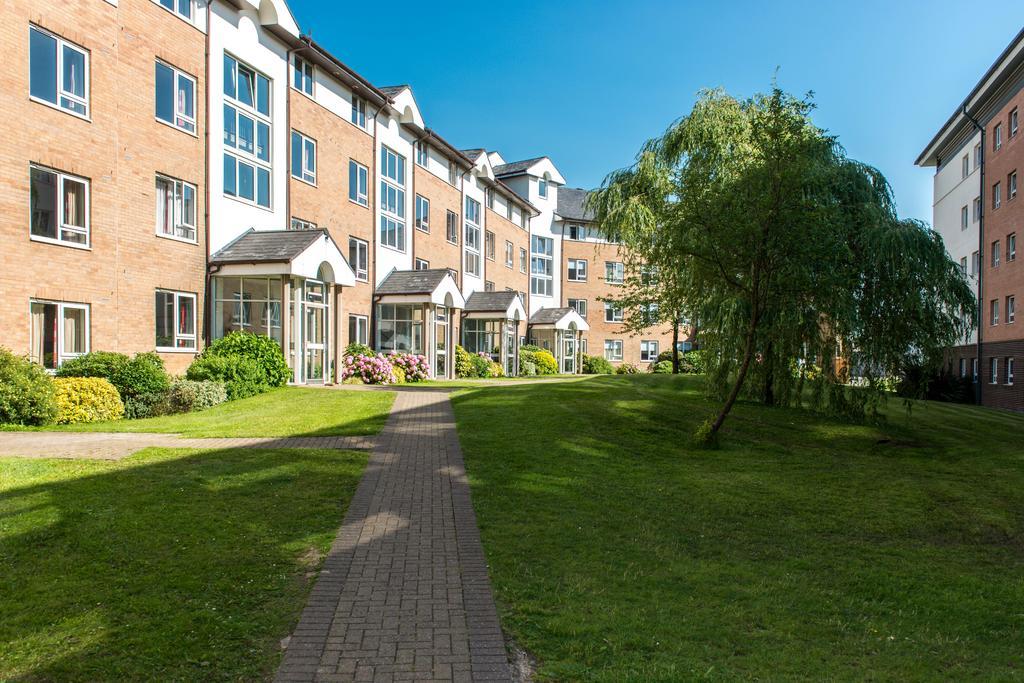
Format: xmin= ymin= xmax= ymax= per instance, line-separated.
xmin=482 ymin=209 xmax=529 ymax=299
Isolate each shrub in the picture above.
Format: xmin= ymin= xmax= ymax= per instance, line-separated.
xmin=487 ymin=361 xmax=504 ymax=378
xmin=0 ymin=348 xmax=57 ymax=426
xmin=186 ymin=354 xmax=266 ymax=400
xmin=167 ymin=379 xmax=228 ymax=413
xmin=344 ymin=342 xmax=373 ymax=359
xmin=455 ymin=345 xmax=476 ymax=378
xmin=519 ymin=359 xmax=537 ymax=377
xmin=111 ymin=352 xmax=170 ymax=402
xmin=341 ymin=353 xmax=395 ymax=385
xmin=682 ymin=350 xmax=706 ymax=374
xmin=53 ymin=377 xmax=124 ymax=424
xmin=616 ymin=362 xmax=640 ymax=375
xmin=56 ymin=351 xmax=130 ymax=381
xmin=391 ymin=365 xmax=407 ymax=384
xmin=470 ymin=352 xmax=492 ymax=378
xmin=651 ymin=360 xmax=674 ymax=374
xmin=582 ymin=354 xmax=614 ymax=375
xmin=531 ymin=349 xmax=559 ymax=375
xmin=387 ymin=352 xmax=429 ymax=381
xmin=203 ymin=332 xmax=290 ymax=388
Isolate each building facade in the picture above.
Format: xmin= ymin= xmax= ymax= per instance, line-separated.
xmin=917 ymin=27 xmax=1024 ymax=411
xmin=2 ymin=0 xmax=678 ymax=382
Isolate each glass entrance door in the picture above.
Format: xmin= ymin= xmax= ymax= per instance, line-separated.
xmin=304 ymin=281 xmax=327 ymax=383
xmin=435 ymin=305 xmax=448 ymax=379
xmin=562 ymin=332 xmax=576 ymax=374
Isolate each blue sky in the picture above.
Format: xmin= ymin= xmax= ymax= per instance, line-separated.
xmin=289 ymin=0 xmax=1024 ymax=224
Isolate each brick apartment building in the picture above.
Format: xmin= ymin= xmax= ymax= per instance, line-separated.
xmin=917 ymin=27 xmax=1024 ymax=411
xmin=2 ymin=0 xmax=687 ymax=383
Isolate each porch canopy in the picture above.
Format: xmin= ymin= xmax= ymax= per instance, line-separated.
xmin=528 ymin=306 xmax=590 ymax=374
xmin=528 ymin=307 xmax=590 ymax=331
xmin=463 ymin=291 xmax=526 ymax=320
xmin=209 ymin=228 xmax=355 ymax=285
xmin=463 ymin=291 xmax=527 ymax=376
xmin=375 ymin=268 xmax=465 ymax=307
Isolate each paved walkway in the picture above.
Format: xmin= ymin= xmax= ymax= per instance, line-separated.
xmin=0 ymin=431 xmax=377 ymax=460
xmin=275 ymin=390 xmax=511 ymax=683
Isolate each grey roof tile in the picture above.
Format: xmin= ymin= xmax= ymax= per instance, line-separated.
xmin=529 ymin=307 xmax=574 ymax=325
xmin=464 ymin=291 xmax=519 ymax=312
xmin=556 ymin=187 xmax=596 ymax=222
xmin=376 ymin=268 xmax=451 ymax=295
xmin=493 ymin=156 xmax=547 ymax=177
xmin=209 ymin=229 xmax=324 ymax=264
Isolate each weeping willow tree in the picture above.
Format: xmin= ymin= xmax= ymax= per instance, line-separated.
xmin=588 ymin=86 xmax=975 ymax=443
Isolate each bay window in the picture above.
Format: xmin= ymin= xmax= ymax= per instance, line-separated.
xmin=155 ymin=290 xmax=196 ymax=350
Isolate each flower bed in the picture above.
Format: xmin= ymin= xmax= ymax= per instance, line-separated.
xmin=387 ymin=352 xmax=430 ymax=382
xmin=342 ymin=353 xmax=397 ymax=384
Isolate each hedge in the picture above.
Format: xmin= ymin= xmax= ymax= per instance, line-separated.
xmin=53 ymin=377 xmax=124 ymax=424
xmin=0 ymin=348 xmax=57 ymax=426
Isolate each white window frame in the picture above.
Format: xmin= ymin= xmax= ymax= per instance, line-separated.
xmin=995 ymin=123 xmax=1003 ymax=151
xmin=520 ymin=247 xmax=527 ymax=274
xmin=348 ymin=236 xmax=368 ymax=282
xmin=223 ymin=54 xmax=272 ymax=210
xmin=972 ymin=357 xmax=979 ymax=383
xmin=415 ymin=194 xmax=430 ymax=232
xmin=1008 ymin=357 xmax=1016 ymax=385
xmin=446 ymin=210 xmax=459 ymax=244
xmin=568 ymin=298 xmax=587 ymax=318
xmin=962 ymin=155 xmax=969 ymax=179
xmin=155 ymin=60 xmax=196 ymax=134
xmin=155 ymin=174 xmax=197 ymax=243
xmin=605 ymin=261 xmax=625 ymax=284
xmin=991 ymin=299 xmax=1000 ymax=326
xmin=973 ymin=196 xmax=981 ymax=223
xmin=351 ymin=95 xmax=367 ymax=129
xmin=604 ymin=302 xmax=624 ymax=323
xmin=155 ymin=289 xmax=197 ymax=352
xmin=448 ymin=160 xmax=458 ymax=186
xmin=154 ymin=0 xmax=194 ymax=23
xmin=292 ymin=54 xmax=314 ymax=96
xmin=961 ymin=205 xmax=968 ymax=230
xmin=1009 ymin=233 xmax=1017 ymax=261
xmin=530 ymin=235 xmax=553 ymax=297
xmin=379 ymin=145 xmax=407 ymax=251
xmin=604 ymin=339 xmax=623 ymax=362
xmin=465 ymin=197 xmax=482 ymax=276
xmin=485 ymin=230 xmax=496 ymax=261
xmin=640 ymin=340 xmax=659 ymax=362
xmin=505 ymin=240 xmax=514 ymax=268
xmin=348 ymin=314 xmax=368 ymax=346
xmin=415 ymin=140 xmax=428 ymax=167
xmin=290 ymin=130 xmax=316 ymax=185
xmin=990 ymin=357 xmax=999 ymax=384
xmin=30 ymin=164 xmax=90 ymax=249
xmin=1011 ymin=171 xmax=1018 ymax=200
xmin=349 ymin=159 xmax=369 ymax=206
xmin=29 ymin=25 xmax=90 ymax=120
xmin=29 ymin=299 xmax=90 ymax=369
xmin=415 ymin=258 xmax=429 ymax=270
xmin=1013 ymin=109 xmax=1020 ymax=138
xmin=538 ymin=178 xmax=548 ymax=198
xmin=290 ymin=217 xmax=317 ymax=231
xmin=568 ymin=258 xmax=588 ymax=282
xmin=1008 ymin=295 xmax=1016 ymax=324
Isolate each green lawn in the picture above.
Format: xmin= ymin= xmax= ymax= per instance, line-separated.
xmin=451 ymin=374 xmax=1024 ymax=681
xmin=21 ymin=387 xmax=394 ymax=437
xmin=0 ymin=447 xmax=366 ymax=681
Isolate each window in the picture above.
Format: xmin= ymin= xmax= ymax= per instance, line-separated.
xmin=605 ymin=261 xmax=625 ymax=284
xmin=414 ymin=141 xmax=428 ymax=167
xmin=415 ymin=195 xmax=430 ymax=232
xmin=640 ymin=341 xmax=659 ymax=362
xmin=994 ymin=123 xmax=1003 ymax=151
xmin=567 ymin=258 xmax=588 ymax=281
xmin=974 ymin=142 xmax=982 ymax=169
xmin=520 ymin=209 xmax=528 ymax=229
xmin=1009 ymin=233 xmax=1017 ymax=261
xmin=972 ymin=250 xmax=980 ymax=276
xmin=973 ymin=196 xmax=982 ymax=222
xmin=155 ymin=61 xmax=195 ymax=133
xmin=961 ymin=205 xmax=968 ymax=230
xmin=990 ymin=357 xmax=999 ymax=384
xmin=960 ymin=256 xmax=967 ymax=274
xmin=485 ymin=281 xmax=495 ymax=292
xmin=530 ymin=235 xmax=553 ymax=296
xmin=1013 ymin=109 xmax=1020 ymax=138
xmin=448 ymin=268 xmax=459 ymax=285
xmin=29 ymin=26 xmax=89 ymax=117
xmin=448 ymin=160 xmax=457 ymax=186
xmin=348 ymin=314 xmax=368 ymax=346
xmin=962 ymin=155 xmax=969 ymax=179
xmin=155 ymin=174 xmax=196 ymax=242
xmin=991 ymin=298 xmax=1000 ymax=325
xmin=1011 ymin=171 xmax=1018 ymax=199
xmin=348 ymin=160 xmax=368 ymax=206
xmin=30 ymin=165 xmax=89 ymax=247
xmin=506 ymin=200 xmax=513 ymax=220
xmin=379 ymin=146 xmax=406 ymax=251
xmin=992 ymin=240 xmax=1001 ymax=267
xmin=538 ymin=178 xmax=548 ymax=198
xmin=505 ymin=241 xmax=514 ymax=268
xmin=520 ymin=247 xmax=527 ymax=273
xmin=29 ymin=300 xmax=89 ymax=370
xmin=972 ymin=357 xmax=979 ymax=383
xmin=351 ymin=95 xmax=366 ymax=128
xmin=376 ymin=303 xmax=424 ymax=354
xmin=155 ymin=0 xmax=193 ymax=21
xmin=604 ymin=303 xmax=624 ymax=323
xmin=959 ymin=357 xmax=967 ymax=378
xmin=1008 ymin=295 xmax=1016 ymax=323
xmin=290 ymin=217 xmax=316 ymax=231
xmin=223 ymin=54 xmax=271 ymax=209
xmin=485 ymin=187 xmax=495 ymax=210
xmin=568 ymin=224 xmax=590 ymax=240
xmin=1008 ymin=357 xmax=1016 ymax=385
xmin=465 ymin=197 xmax=482 ymax=276
xmin=212 ymin=277 xmax=284 ymax=341
xmin=994 ymin=182 xmax=1002 ymax=209
xmin=415 ymin=258 xmax=429 ymax=270
xmin=348 ymin=237 xmax=368 ymax=281
xmin=568 ymin=298 xmax=587 ymax=318
xmin=290 ymin=130 xmax=316 ymax=184
xmin=446 ymin=210 xmax=458 ymax=244
xmin=292 ymin=54 xmax=313 ymax=96
xmin=485 ymin=230 xmax=495 ymax=261
xmin=604 ymin=340 xmax=623 ymax=361
xmin=155 ymin=290 xmax=196 ymax=350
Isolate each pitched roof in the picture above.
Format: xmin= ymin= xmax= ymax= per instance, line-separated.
xmin=493 ymin=156 xmax=548 ymax=178
xmin=209 ymin=229 xmax=325 ymax=264
xmin=529 ymin=307 xmax=574 ymax=325
xmin=376 ymin=268 xmax=452 ymax=295
xmin=557 ymin=187 xmax=595 ymax=222
xmin=464 ymin=290 xmax=519 ymax=312
xmin=461 ymin=148 xmax=485 ymax=162
xmin=378 ymin=84 xmax=410 ymax=98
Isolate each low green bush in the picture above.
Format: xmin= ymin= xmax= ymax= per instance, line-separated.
xmin=470 ymin=353 xmax=492 ymax=378
xmin=0 ymin=348 xmax=57 ymax=426
xmin=582 ymin=354 xmax=614 ymax=375
xmin=204 ymin=332 xmax=290 ymax=388
xmin=186 ymin=354 xmax=266 ymax=400
xmin=455 ymin=345 xmax=476 ymax=378
xmin=167 ymin=379 xmax=228 ymax=413
xmin=53 ymin=377 xmax=124 ymax=424
xmin=519 ymin=359 xmax=537 ymax=377
xmin=391 ymin=365 xmax=407 ymax=384
xmin=111 ymin=352 xmax=170 ymax=402
xmin=616 ymin=362 xmax=640 ymax=375
xmin=56 ymin=351 xmax=130 ymax=381
xmin=651 ymin=360 xmax=674 ymax=374
xmin=531 ymin=349 xmax=559 ymax=375
xmin=487 ymin=361 xmax=504 ymax=378
xmin=344 ymin=342 xmax=373 ymax=359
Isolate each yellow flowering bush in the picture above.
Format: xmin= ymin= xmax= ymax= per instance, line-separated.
xmin=53 ymin=377 xmax=125 ymax=424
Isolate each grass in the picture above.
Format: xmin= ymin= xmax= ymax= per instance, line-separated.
xmin=417 ymin=375 xmax=592 ymax=389
xmin=0 ymin=446 xmax=367 ymax=681
xmin=11 ymin=387 xmax=395 ymax=438
xmin=451 ymin=374 xmax=1024 ymax=680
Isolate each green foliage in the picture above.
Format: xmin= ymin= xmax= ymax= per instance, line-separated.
xmin=470 ymin=353 xmax=492 ymax=378
xmin=111 ymin=352 xmax=170 ymax=402
xmin=616 ymin=362 xmax=641 ymax=375
xmin=650 ymin=360 xmax=674 ymax=374
xmin=204 ymin=332 xmax=290 ymax=388
xmin=582 ymin=354 xmax=615 ymax=375
xmin=391 ymin=365 xmax=407 ymax=384
xmin=519 ymin=359 xmax=537 ymax=377
xmin=0 ymin=348 xmax=58 ymax=426
xmin=344 ymin=342 xmax=373 ymax=358
xmin=186 ymin=354 xmax=265 ymax=400
xmin=167 ymin=379 xmax=228 ymax=414
xmin=521 ymin=348 xmax=558 ymax=375
xmin=455 ymin=345 xmax=476 ymax=378
xmin=55 ymin=351 xmax=130 ymax=381
xmin=487 ymin=361 xmax=504 ymax=378
xmin=53 ymin=377 xmax=124 ymax=424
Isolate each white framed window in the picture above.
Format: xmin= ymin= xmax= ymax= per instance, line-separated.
xmin=292 ymin=54 xmax=313 ymax=96
xmin=605 ymin=261 xmax=625 ymax=284
xmin=1007 ymin=357 xmax=1016 ymax=385
xmin=446 ymin=210 xmax=459 ymax=244
xmin=604 ymin=339 xmax=623 ymax=361
xmin=506 ymin=200 xmax=513 ymax=221
xmin=485 ymin=280 xmax=495 ymax=292
xmin=415 ymin=140 xmax=428 ymax=167
xmin=1008 ymin=295 xmax=1016 ymax=323
xmin=485 ymin=187 xmax=495 ymax=210
xmin=290 ymin=130 xmax=316 ymax=184
xmin=990 ymin=357 xmax=999 ymax=384
xmin=520 ymin=208 xmax=528 ymax=229
xmin=290 ymin=217 xmax=317 ymax=231
xmin=960 ymin=256 xmax=967 ymax=274
xmin=538 ymin=178 xmax=548 ymax=198
xmin=30 ymin=164 xmax=89 ymax=248
xmin=155 ymin=174 xmax=197 ymax=242
xmin=465 ymin=197 xmax=482 ymax=276
xmin=972 ymin=357 xmax=979 ymax=383
xmin=415 ymin=258 xmax=429 ymax=270
xmin=155 ymin=0 xmax=193 ymax=22
xmin=994 ymin=123 xmax=1003 ymax=151
xmin=348 ymin=159 xmax=368 ymax=206
xmin=974 ymin=143 xmax=982 ymax=169
xmin=962 ymin=155 xmax=969 ymax=179
xmin=959 ymin=358 xmax=966 ymax=378
xmin=485 ymin=230 xmax=495 ymax=261
xmin=604 ymin=303 xmax=624 ymax=323
xmin=567 ymin=224 xmax=589 ymax=240
xmin=991 ymin=298 xmax=1000 ymax=326
xmin=348 ymin=314 xmax=368 ymax=346
xmin=1013 ymin=109 xmax=1020 ymax=138
xmin=29 ymin=300 xmax=89 ymax=370
xmin=1009 ymin=233 xmax=1017 ymax=261
xmin=640 ymin=340 xmax=659 ymax=362
xmin=568 ymin=298 xmax=587 ymax=318
xmin=961 ymin=205 xmax=968 ymax=230
xmin=972 ymin=250 xmax=980 ymax=276
xmin=568 ymin=258 xmax=588 ymax=281
xmin=155 ymin=290 xmax=196 ymax=351
xmin=380 ymin=146 xmax=406 ymax=251
xmin=155 ymin=60 xmax=196 ymax=134
xmin=448 ymin=159 xmax=458 ymax=186
xmin=348 ymin=237 xmax=368 ymax=282
xmin=973 ymin=196 xmax=981 ymax=222
xmin=505 ymin=241 xmax=514 ymax=268
xmin=530 ymin=235 xmax=553 ymax=296
xmin=29 ymin=26 xmax=89 ymax=118
xmin=223 ymin=54 xmax=272 ymax=209
xmin=520 ymin=247 xmax=527 ymax=274
xmin=580 ymin=339 xmax=588 ymax=355
xmin=993 ymin=181 xmax=1002 ymax=210
xmin=1010 ymin=171 xmax=1018 ymax=199
xmin=415 ymin=194 xmax=430 ymax=232
xmin=992 ymin=240 xmax=1001 ymax=267
xmin=351 ymin=95 xmax=367 ymax=129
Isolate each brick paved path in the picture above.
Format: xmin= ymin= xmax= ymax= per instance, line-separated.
xmin=275 ymin=390 xmax=511 ymax=683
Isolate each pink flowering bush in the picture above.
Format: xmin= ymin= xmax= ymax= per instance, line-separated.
xmin=341 ymin=353 xmax=396 ymax=385
xmin=387 ymin=352 xmax=430 ymax=382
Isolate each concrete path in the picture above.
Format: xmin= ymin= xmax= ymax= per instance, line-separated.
xmin=275 ymin=390 xmax=511 ymax=683
xmin=0 ymin=431 xmax=377 ymax=460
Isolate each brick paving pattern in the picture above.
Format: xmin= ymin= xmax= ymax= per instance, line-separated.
xmin=275 ymin=390 xmax=511 ymax=683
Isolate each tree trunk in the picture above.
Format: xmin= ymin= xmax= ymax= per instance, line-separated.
xmin=763 ymin=340 xmax=775 ymax=406
xmin=671 ymin=318 xmax=680 ymax=374
xmin=709 ymin=316 xmax=758 ymax=436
